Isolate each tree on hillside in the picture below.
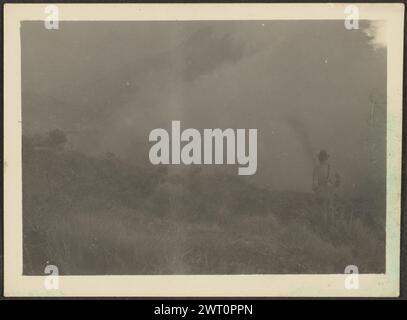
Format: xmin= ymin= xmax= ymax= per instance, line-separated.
xmin=30 ymin=129 xmax=68 ymax=152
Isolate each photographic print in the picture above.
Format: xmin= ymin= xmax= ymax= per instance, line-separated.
xmin=3 ymin=3 xmax=403 ymax=297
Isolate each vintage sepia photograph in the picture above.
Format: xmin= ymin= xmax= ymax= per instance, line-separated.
xmin=3 ymin=3 xmax=403 ymax=297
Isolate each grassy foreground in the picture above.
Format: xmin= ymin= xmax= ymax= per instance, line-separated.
xmin=23 ymin=139 xmax=385 ymax=275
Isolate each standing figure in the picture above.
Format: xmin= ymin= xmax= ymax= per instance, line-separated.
xmin=312 ymin=150 xmax=341 ymax=228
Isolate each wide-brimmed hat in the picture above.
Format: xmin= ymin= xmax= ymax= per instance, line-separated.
xmin=318 ymin=150 xmax=329 ymax=161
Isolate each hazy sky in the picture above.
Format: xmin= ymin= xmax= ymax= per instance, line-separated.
xmin=21 ymin=20 xmax=386 ymax=194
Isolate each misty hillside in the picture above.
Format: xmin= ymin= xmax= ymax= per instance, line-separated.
xmin=22 ymin=132 xmax=385 ymax=275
